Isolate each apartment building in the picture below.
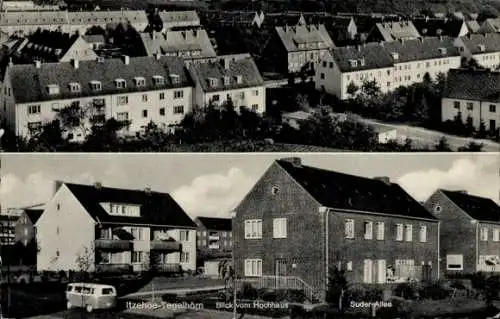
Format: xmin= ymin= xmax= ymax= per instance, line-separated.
xmin=140 ymin=29 xmax=216 ymax=58
xmin=424 ymin=189 xmax=500 ymax=275
xmin=441 ymin=68 xmax=499 ymax=134
xmin=1 ymin=55 xmax=193 ymax=139
xmin=314 ymin=43 xmax=394 ymax=100
xmin=186 ymin=54 xmax=266 ymax=113
xmin=366 ymin=21 xmax=420 ymax=42
xmin=233 ymin=157 xmax=439 ymax=301
xmin=195 ymin=217 xmax=232 ymax=252
xmin=0 ymin=214 xmax=18 ymax=245
xmin=1 ymin=0 xmax=60 ymax=11
xmin=383 ymin=37 xmax=461 ymax=87
xmin=263 ymin=24 xmax=335 ymax=74
xmin=158 ymin=10 xmax=200 ymax=32
xmin=66 ymin=10 xmax=148 ymax=34
xmin=36 ymin=181 xmax=197 ymax=273
xmin=478 ymin=18 xmax=500 ymax=34
xmin=454 ymin=33 xmax=500 ymax=70
xmin=412 ymin=18 xmax=469 ymax=38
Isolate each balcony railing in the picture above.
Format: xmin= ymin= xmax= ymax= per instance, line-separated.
xmin=155 ymin=263 xmax=182 ymax=274
xmin=96 ymin=263 xmax=133 ymax=273
xmin=95 ymin=239 xmax=133 ymax=251
xmin=477 ymin=264 xmax=500 ymax=272
xmin=208 ymin=235 xmax=220 ymax=240
xmin=150 ymin=240 xmax=182 ymax=252
xmin=208 ymin=244 xmax=220 ymax=249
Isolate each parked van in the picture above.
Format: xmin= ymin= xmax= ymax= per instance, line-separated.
xmin=66 ymin=283 xmax=117 ymax=312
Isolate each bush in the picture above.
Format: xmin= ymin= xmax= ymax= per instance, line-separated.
xmin=419 ymin=282 xmax=452 ymax=300
xmin=241 ymin=283 xmax=258 ymax=299
xmin=348 ymin=286 xmax=384 ymax=302
xmin=394 ymin=282 xmax=419 ymax=300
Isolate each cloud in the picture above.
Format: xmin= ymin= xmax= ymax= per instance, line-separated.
xmin=398 ymin=156 xmax=499 ymax=203
xmin=172 ymin=167 xmax=255 ymax=218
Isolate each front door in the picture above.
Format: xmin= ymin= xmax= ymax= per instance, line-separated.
xmin=276 ymin=259 xmax=287 ymax=288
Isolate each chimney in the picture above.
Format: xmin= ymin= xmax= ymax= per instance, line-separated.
xmin=54 ymin=180 xmax=63 ymax=195
xmin=122 ymin=55 xmax=130 ymax=65
xmin=34 ymin=60 xmax=41 ymax=68
xmin=373 ymin=176 xmax=390 ymax=184
xmin=280 ymin=157 xmax=302 ymax=167
xmin=94 ymin=182 xmax=102 ymax=189
xmin=72 ymin=59 xmax=79 ymax=69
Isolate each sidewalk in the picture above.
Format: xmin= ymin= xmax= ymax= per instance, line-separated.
xmin=123 ymin=285 xmax=226 ymax=298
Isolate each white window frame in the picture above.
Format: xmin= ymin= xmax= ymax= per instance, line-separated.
xmin=419 ymin=225 xmax=427 ymax=243
xmin=117 ymin=95 xmax=129 ymax=106
xmin=180 ymin=251 xmax=189 ymax=263
xmin=345 ymin=219 xmax=354 ymax=239
xmin=493 ymin=229 xmax=499 ymax=242
xmin=273 ymin=218 xmax=287 ymax=239
xmin=405 ymin=224 xmax=413 ymax=242
xmin=244 ymin=259 xmax=262 ymax=277
xmin=364 ymin=221 xmax=373 ymax=240
xmin=180 ymin=230 xmax=189 ymax=241
xmin=480 ymin=227 xmax=488 ymax=241
xmin=396 ymin=224 xmax=403 ymax=241
xmin=363 ymin=259 xmax=373 ymax=283
xmin=244 ymin=219 xmax=262 ymax=239
xmin=132 ymin=251 xmax=143 ymax=264
xmin=446 ymin=254 xmax=463 ymax=270
xmin=376 ymin=222 xmax=384 ymax=240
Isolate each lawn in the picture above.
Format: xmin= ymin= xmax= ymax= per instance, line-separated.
xmin=409 ymin=297 xmax=495 ymax=317
xmin=136 ymin=277 xmax=225 ymax=293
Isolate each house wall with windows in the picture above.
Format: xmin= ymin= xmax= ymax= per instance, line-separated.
xmin=203 ymin=87 xmax=265 ymax=113
xmin=442 ymin=98 xmax=499 ymax=132
xmin=392 ymin=56 xmax=461 ymax=88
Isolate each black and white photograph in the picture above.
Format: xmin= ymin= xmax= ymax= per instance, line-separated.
xmin=0 ymin=0 xmax=498 ymax=152
xmin=0 ymin=153 xmax=498 ymax=318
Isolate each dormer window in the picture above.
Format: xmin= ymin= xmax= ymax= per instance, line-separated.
xmin=207 ymin=77 xmax=218 ymax=87
xmin=90 ymin=80 xmax=102 ymax=91
xmin=348 ymin=59 xmax=358 ymax=67
xmin=235 ymin=75 xmax=243 ymax=84
xmin=46 ymin=84 xmax=60 ymax=95
xmin=438 ymin=47 xmax=447 ymax=55
xmin=153 ymin=75 xmax=164 ymax=86
xmin=359 ymin=58 xmax=366 ymax=66
xmin=134 ymin=77 xmax=146 ymax=87
xmin=169 ymin=74 xmax=180 ymax=84
xmin=68 ymin=82 xmax=81 ymax=93
xmin=478 ymin=44 xmax=485 ymax=52
xmin=223 ymin=76 xmax=230 ymax=86
xmin=391 ymin=52 xmax=399 ymax=60
xmin=115 ymin=79 xmax=126 ymax=89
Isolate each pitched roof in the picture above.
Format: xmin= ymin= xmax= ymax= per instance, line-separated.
xmin=8 ymin=55 xmax=192 ymax=104
xmin=372 ymin=21 xmax=421 ymax=41
xmin=63 ymin=182 xmax=197 ymax=227
xmin=275 ymin=24 xmax=334 ymax=52
xmin=412 ymin=18 xmax=466 ymax=37
xmin=196 ymin=217 xmax=232 ymax=231
xmin=67 ymin=10 xmax=148 ymax=25
xmin=159 ymin=10 xmax=200 ymax=24
xmin=458 ymin=33 xmax=500 ymax=55
xmin=13 ymin=30 xmax=82 ymax=63
xmin=262 ymin=13 xmax=305 ymax=28
xmin=441 ymin=190 xmax=500 ymax=223
xmin=24 ymin=209 xmax=43 ymax=224
xmin=276 ymin=159 xmax=437 ymax=220
xmin=465 ymin=20 xmax=480 ymax=33
xmin=82 ymin=34 xmax=106 ymax=43
xmin=188 ymin=54 xmax=264 ymax=93
xmin=0 ymin=10 xmax=68 ymax=26
xmin=329 ymin=42 xmax=394 ymax=72
xmin=443 ymin=68 xmax=500 ymax=103
xmin=140 ymin=29 xmax=216 ymax=57
xmin=482 ymin=18 xmax=500 ymax=32
xmin=382 ymin=36 xmax=460 ymax=63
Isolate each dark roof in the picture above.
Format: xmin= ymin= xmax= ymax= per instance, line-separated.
xmin=458 ymin=33 xmax=500 ymax=55
xmin=64 ymin=182 xmax=197 ymax=228
xmin=330 ymin=42 xmax=394 ymax=72
xmin=443 ymin=69 xmax=500 ymax=103
xmin=8 ymin=55 xmax=192 ymax=103
xmin=14 ymin=30 xmax=81 ymax=63
xmin=24 ymin=209 xmax=43 ymax=224
xmin=196 ymin=217 xmax=232 ymax=231
xmin=412 ymin=18 xmax=466 ymax=37
xmin=382 ymin=36 xmax=460 ymax=63
xmin=441 ymin=190 xmax=500 ymax=223
xmin=371 ymin=21 xmax=421 ymax=41
xmin=82 ymin=34 xmax=106 ymax=43
xmin=277 ymin=159 xmax=437 ymax=220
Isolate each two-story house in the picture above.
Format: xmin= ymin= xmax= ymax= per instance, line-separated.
xmin=233 ymin=157 xmax=439 ymax=301
xmin=195 ymin=216 xmax=232 ymax=252
xmin=424 ymin=189 xmax=500 ymax=275
xmin=454 ymin=33 xmax=500 ymax=70
xmin=1 ymin=54 xmax=193 ymax=140
xmin=140 ymin=29 xmax=216 ymax=58
xmin=412 ymin=18 xmax=469 ymax=38
xmin=186 ymin=54 xmax=265 ymax=113
xmin=366 ymin=21 xmax=421 ymax=43
xmin=441 ymin=68 xmax=499 ymax=134
xmin=36 ymin=181 xmax=197 ymax=273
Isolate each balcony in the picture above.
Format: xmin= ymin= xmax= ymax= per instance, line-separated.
xmin=208 ymin=244 xmax=220 ymax=250
xmin=208 ymin=234 xmax=220 ymax=240
xmin=150 ymin=240 xmax=182 ymax=252
xmin=155 ymin=263 xmax=182 ymax=274
xmin=96 ymin=263 xmax=133 ymax=273
xmin=95 ymin=239 xmax=133 ymax=251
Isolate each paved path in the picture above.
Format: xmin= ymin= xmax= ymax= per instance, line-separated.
xmin=359 ymin=118 xmax=500 ymax=152
xmin=123 ymin=285 xmax=226 ymax=299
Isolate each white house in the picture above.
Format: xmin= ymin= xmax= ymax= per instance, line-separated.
xmin=36 ymin=181 xmax=197 ymax=273
xmin=454 ymin=33 xmax=500 ymax=70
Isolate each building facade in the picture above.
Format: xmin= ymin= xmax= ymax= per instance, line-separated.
xmin=454 ymin=33 xmax=500 ymax=70
xmin=36 ymin=181 xmax=197 ymax=273
xmin=14 ymin=208 xmax=43 ymax=246
xmin=195 ymin=217 xmax=232 ymax=252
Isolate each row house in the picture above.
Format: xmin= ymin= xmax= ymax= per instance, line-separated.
xmin=186 ymin=54 xmax=266 ymax=113
xmin=233 ymin=157 xmax=439 ymax=301
xmin=412 ymin=18 xmax=469 ymax=38
xmin=195 ymin=217 xmax=232 ymax=252
xmin=1 ymin=54 xmax=193 ymax=140
xmin=366 ymin=21 xmax=421 ymax=42
xmin=158 ymin=10 xmax=200 ymax=32
xmin=424 ymin=190 xmax=500 ymax=275
xmin=441 ymin=68 xmax=499 ymax=134
xmin=263 ymin=24 xmax=335 ymax=74
xmin=139 ymin=29 xmax=216 ymax=58
xmin=478 ymin=18 xmax=500 ymax=34
xmin=315 ymin=36 xmax=461 ymax=100
xmin=66 ymin=10 xmax=148 ymax=34
xmin=454 ymin=33 xmax=500 ymax=70
xmin=36 ymin=181 xmax=197 ymax=273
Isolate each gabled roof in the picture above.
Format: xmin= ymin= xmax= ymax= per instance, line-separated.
xmin=0 ymin=10 xmax=68 ymax=26
xmin=159 ymin=10 xmax=200 ymax=24
xmin=458 ymin=33 xmax=500 ymax=55
xmin=465 ymin=20 xmax=480 ymax=33
xmin=24 ymin=209 xmax=43 ymax=224
xmin=275 ymin=24 xmax=334 ymax=52
xmin=412 ymin=18 xmax=466 ymax=37
xmin=8 ymin=55 xmax=192 ymax=104
xmin=329 ymin=42 xmax=394 ymax=72
xmin=481 ymin=18 xmax=500 ymax=32
xmin=82 ymin=34 xmax=106 ymax=44
xmin=276 ymin=159 xmax=437 ymax=220
xmin=382 ymin=36 xmax=460 ymax=63
xmin=443 ymin=68 xmax=500 ymax=103
xmin=188 ymin=54 xmax=264 ymax=93
xmin=67 ymin=10 xmax=148 ymax=25
xmin=140 ymin=29 xmax=216 ymax=57
xmin=372 ymin=21 xmax=420 ymax=41
xmin=441 ymin=190 xmax=500 ymax=223
xmin=196 ymin=217 xmax=232 ymax=231
xmin=262 ymin=12 xmax=305 ymax=28
xmin=63 ymin=182 xmax=196 ymax=228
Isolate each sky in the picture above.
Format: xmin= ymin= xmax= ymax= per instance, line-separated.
xmin=0 ymin=153 xmax=498 ymax=218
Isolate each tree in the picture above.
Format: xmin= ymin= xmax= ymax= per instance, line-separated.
xmin=294 ymin=93 xmax=310 ymax=111
xmin=458 ymin=141 xmax=484 ymax=152
xmin=434 ymin=136 xmax=452 ymax=151
xmin=325 ymin=266 xmax=349 ymax=312
xmin=346 ymin=81 xmax=359 ymax=98
xmin=361 ymin=79 xmax=381 ymax=99
xmin=219 ymin=260 xmax=235 ymax=289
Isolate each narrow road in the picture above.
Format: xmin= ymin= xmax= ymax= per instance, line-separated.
xmin=359 ymin=118 xmax=500 ymax=152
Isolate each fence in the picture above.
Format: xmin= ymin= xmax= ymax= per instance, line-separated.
xmin=235 ymin=275 xmax=318 ymax=302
